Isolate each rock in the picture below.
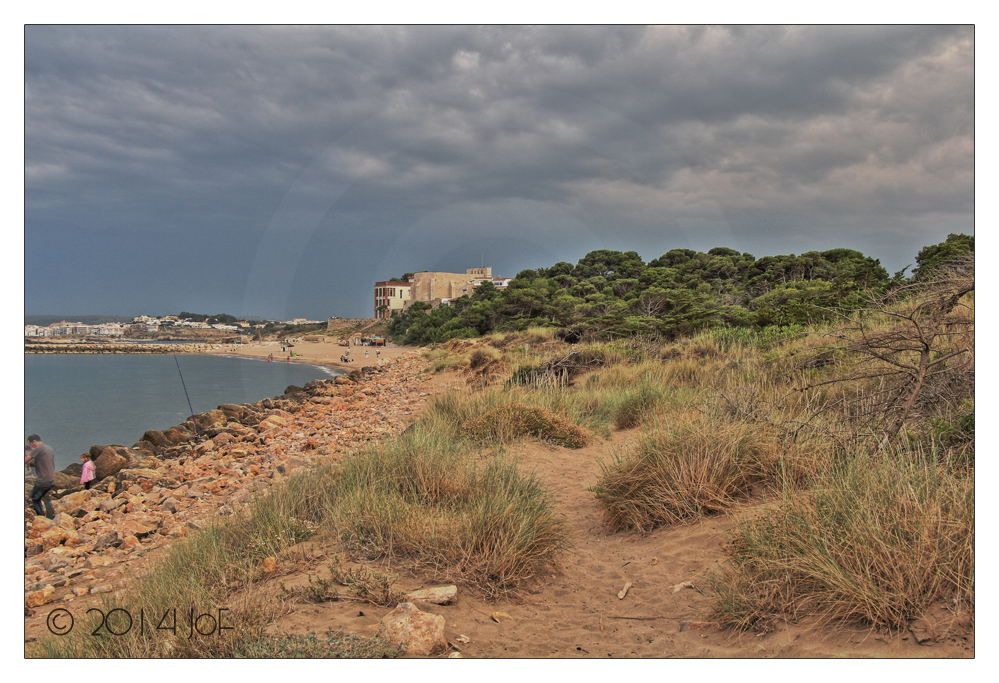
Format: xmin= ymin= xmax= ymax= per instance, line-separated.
xmin=55 ymin=489 xmax=95 ymax=516
xmin=161 ymin=498 xmax=178 ymax=514
xmin=142 ymin=430 xmax=173 ymax=449
xmin=40 ymin=528 xmax=69 ymax=550
xmin=909 ymin=619 xmax=937 ymax=645
xmin=131 ymin=440 xmax=157 ymax=459
xmin=25 ymin=542 xmax=44 ymax=558
xmin=119 ymin=519 xmax=156 ymax=537
xmin=27 ymin=516 xmax=55 ymax=539
xmin=54 ymin=513 xmax=77 ymax=531
xmin=98 ymin=497 xmax=124 ymax=512
xmin=86 ymin=555 xmax=113 ymax=569
xmin=61 ymin=462 xmax=84 ymax=478
xmin=163 ymin=427 xmax=191 ymax=445
xmin=95 ymin=448 xmax=128 ymax=481
xmin=261 ymin=557 xmax=276 ymax=574
xmin=120 ymin=536 xmax=141 ymax=552
xmin=42 ymin=555 xmax=70 ymax=572
xmin=405 ymin=585 xmax=458 ymax=605
xmin=378 ymin=602 xmax=448 ymax=656
xmin=51 ymin=471 xmax=81 ymax=492
xmin=93 ymin=531 xmax=121 ymax=551
xmin=188 ymin=409 xmax=227 ymax=433
xmin=25 ymin=584 xmax=56 ymax=608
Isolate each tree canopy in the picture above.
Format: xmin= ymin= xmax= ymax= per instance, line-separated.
xmin=387 ymin=236 xmax=971 ymax=346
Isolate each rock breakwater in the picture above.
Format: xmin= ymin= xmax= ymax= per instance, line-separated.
xmin=24 ymin=352 xmax=434 ymax=609
xmin=25 ymin=341 xmax=212 ymax=354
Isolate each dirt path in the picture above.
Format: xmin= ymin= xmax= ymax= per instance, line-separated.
xmin=266 ymin=428 xmax=973 ymax=658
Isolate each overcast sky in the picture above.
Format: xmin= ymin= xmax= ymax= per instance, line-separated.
xmin=24 ymin=25 xmax=974 ymax=320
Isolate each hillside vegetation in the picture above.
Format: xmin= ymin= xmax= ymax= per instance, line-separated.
xmin=389 ymin=233 xmax=972 ymax=346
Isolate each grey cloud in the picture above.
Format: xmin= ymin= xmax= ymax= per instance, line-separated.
xmin=25 ymin=25 xmax=973 ymax=319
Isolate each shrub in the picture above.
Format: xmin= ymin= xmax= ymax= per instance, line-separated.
xmin=462 ymin=403 xmax=590 ymax=448
xmin=612 ymin=383 xmax=668 ymax=430
xmin=592 ymin=417 xmax=778 ymax=532
xmin=325 ymin=427 xmax=569 ymax=592
xmin=709 ymin=449 xmax=974 ymax=631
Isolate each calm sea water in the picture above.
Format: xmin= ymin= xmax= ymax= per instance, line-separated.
xmin=24 ymin=354 xmax=340 ymax=470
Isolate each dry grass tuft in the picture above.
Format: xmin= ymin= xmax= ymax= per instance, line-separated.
xmin=592 ymin=416 xmax=781 ymax=532
xmin=710 ymin=449 xmax=974 ymax=632
xmin=462 ymin=402 xmax=591 ymax=448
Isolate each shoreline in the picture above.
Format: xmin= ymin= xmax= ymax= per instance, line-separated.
xmin=26 ymin=337 xmax=417 ymax=373
xmin=24 ymin=349 xmax=437 ymax=627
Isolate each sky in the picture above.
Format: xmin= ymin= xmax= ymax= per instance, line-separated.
xmin=23 ymin=24 xmax=975 ymax=321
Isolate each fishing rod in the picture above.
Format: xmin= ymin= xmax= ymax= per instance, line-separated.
xmin=173 ymin=354 xmax=201 ymax=440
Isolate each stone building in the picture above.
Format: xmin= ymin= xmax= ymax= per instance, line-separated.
xmin=373 ymin=267 xmax=505 ymax=319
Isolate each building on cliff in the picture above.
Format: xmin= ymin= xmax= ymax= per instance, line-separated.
xmin=373 ymin=267 xmax=510 ymax=319
xmin=374 ymin=280 xmax=413 ymax=320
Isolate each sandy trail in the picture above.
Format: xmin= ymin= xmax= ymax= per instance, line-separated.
xmin=267 ymin=426 xmax=974 ymax=658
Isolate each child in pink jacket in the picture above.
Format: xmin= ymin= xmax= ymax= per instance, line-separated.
xmin=80 ymin=454 xmax=96 ymax=490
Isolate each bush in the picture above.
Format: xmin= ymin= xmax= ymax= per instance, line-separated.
xmin=462 ymin=403 xmax=590 ymax=448
xmin=325 ymin=427 xmax=569 ymax=592
xmin=592 ymin=417 xmax=778 ymax=532
xmin=709 ymin=449 xmax=974 ymax=631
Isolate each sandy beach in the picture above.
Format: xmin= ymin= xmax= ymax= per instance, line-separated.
xmin=202 ymin=337 xmax=417 ymax=371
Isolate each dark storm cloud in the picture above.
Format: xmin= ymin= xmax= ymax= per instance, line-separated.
xmin=24 ymin=25 xmax=973 ymax=318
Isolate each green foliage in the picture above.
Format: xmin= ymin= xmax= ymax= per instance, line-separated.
xmin=388 ymin=241 xmax=948 ymax=345
xmin=913 ymin=233 xmax=974 ymax=281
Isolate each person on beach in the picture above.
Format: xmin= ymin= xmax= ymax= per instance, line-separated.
xmin=80 ymin=453 xmax=96 ymax=490
xmin=25 ymin=435 xmax=55 ymax=519
xmin=365 ymin=350 xmax=369 ymax=359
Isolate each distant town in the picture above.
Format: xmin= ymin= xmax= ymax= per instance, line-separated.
xmin=24 ymin=315 xmax=326 ymax=338
xmin=25 ymin=265 xmax=510 ymax=339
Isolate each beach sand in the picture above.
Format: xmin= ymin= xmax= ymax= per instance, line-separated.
xmin=200 ymin=337 xmax=416 ymax=371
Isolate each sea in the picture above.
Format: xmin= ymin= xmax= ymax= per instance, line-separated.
xmin=24 ymin=353 xmax=341 ymax=470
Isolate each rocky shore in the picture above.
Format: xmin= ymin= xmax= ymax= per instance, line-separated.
xmin=24 ymin=351 xmax=434 ymax=610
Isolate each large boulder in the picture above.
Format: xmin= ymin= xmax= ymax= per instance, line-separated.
xmin=54 ymin=489 xmax=95 ymax=516
xmin=51 ymin=471 xmax=81 ymax=493
xmin=61 ymin=462 xmax=83 ymax=478
xmin=141 ymin=430 xmax=174 ymax=449
xmin=163 ymin=427 xmax=192 ymax=445
xmin=94 ymin=448 xmax=128 ymax=481
xmin=219 ymin=403 xmax=261 ymax=425
xmin=188 ymin=409 xmax=227 ymax=432
xmin=377 ymin=602 xmax=448 ymax=656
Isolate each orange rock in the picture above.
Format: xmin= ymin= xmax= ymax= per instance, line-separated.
xmin=261 ymin=556 xmax=276 ymax=573
xmin=25 ymin=584 xmax=56 ymax=608
xmin=40 ymin=528 xmax=69 ymax=550
xmin=28 ymin=516 xmax=54 ymax=539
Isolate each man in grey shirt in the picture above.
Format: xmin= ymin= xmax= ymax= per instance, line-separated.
xmin=25 ymin=434 xmax=55 ymax=519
